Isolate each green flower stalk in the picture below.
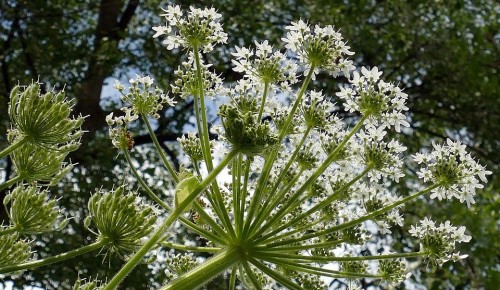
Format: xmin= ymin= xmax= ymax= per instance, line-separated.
xmin=4 ymin=185 xmax=65 ymax=234
xmin=85 ymin=186 xmax=157 ymax=256
xmin=0 ymin=234 xmax=31 ymax=267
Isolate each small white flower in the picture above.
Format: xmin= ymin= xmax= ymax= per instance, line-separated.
xmin=152 ymin=25 xmax=170 ymax=38
xmin=105 ymin=113 xmax=114 ymax=126
xmin=361 ymin=66 xmax=383 ymax=81
xmin=113 ymin=80 xmax=124 ymax=91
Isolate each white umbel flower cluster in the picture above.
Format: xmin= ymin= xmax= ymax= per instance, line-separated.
xmin=409 ymin=217 xmax=471 ymax=265
xmin=336 ymin=66 xmax=410 ymax=132
xmin=231 ymin=40 xmax=298 ymax=90
xmin=153 ymin=5 xmax=227 ymax=52
xmin=282 ymin=19 xmax=355 ymax=77
xmin=413 ymin=138 xmax=492 ymax=206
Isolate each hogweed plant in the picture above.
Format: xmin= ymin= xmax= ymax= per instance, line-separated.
xmin=0 ymin=5 xmax=492 ymax=290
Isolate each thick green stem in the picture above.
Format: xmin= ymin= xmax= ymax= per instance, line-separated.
xmin=102 ymin=149 xmax=237 ymax=290
xmin=193 ymin=46 xmax=236 ymax=240
xmin=0 ymin=136 xmax=28 ymax=159
xmin=193 ymin=45 xmax=214 ymax=170
xmin=141 ymin=114 xmax=179 ymax=183
xmin=124 ymin=150 xmax=170 ymax=210
xmin=161 ymin=241 xmax=221 ymax=253
xmin=229 ymin=267 xmax=237 ymax=290
xmin=0 ymin=175 xmax=22 ymax=191
xmin=0 ymin=239 xmax=108 ymax=274
xmin=161 ymin=247 xmax=241 ymax=290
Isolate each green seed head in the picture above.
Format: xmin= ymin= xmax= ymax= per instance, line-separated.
xmin=87 ymin=187 xmax=157 ymax=256
xmin=9 ymin=140 xmax=74 ymax=185
xmin=0 ymin=233 xmax=31 ymax=267
xmin=5 ymin=185 xmax=63 ymax=234
xmin=8 ymin=83 xmax=83 ymax=151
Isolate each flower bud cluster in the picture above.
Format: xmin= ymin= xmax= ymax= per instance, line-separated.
xmin=354 ymin=126 xmax=406 ymax=182
xmin=218 ymin=103 xmax=279 ymax=156
xmin=409 ymin=218 xmax=471 ymax=265
xmin=164 ymin=253 xmax=198 ymax=281
xmin=295 ymin=273 xmax=327 ymax=289
xmin=178 ymin=133 xmax=204 ymax=162
xmin=413 ymin=139 xmax=491 ymax=206
xmin=362 ymin=192 xmax=404 ymax=234
xmin=378 ymin=258 xmax=410 ymax=283
xmin=300 ymin=90 xmax=335 ymax=129
xmin=153 ymin=5 xmax=227 ymax=52
xmin=171 ymin=52 xmax=225 ymax=100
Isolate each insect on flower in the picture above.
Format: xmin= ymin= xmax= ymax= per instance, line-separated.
xmin=125 ymin=131 xmax=134 ymax=151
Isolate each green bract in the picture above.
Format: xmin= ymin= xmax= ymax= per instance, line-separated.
xmin=174 ymin=173 xmax=200 ymax=213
